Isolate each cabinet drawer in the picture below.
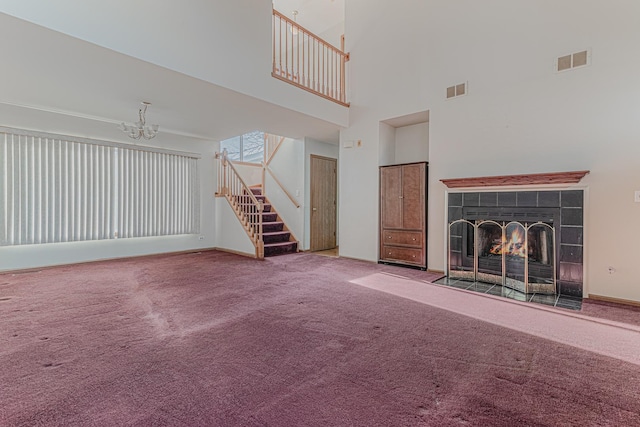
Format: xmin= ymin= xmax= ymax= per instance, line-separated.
xmin=382 ymin=230 xmax=422 ymax=247
xmin=381 ymin=245 xmax=424 ymax=265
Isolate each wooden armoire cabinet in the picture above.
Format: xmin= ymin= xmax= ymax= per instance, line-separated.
xmin=379 ymin=162 xmax=428 ymax=269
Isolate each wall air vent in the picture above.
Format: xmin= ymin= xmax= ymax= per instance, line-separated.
xmin=556 ymin=49 xmax=591 ymax=72
xmin=446 ymin=82 xmax=467 ymax=99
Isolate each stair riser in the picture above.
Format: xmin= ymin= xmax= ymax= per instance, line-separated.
xmin=263 ymin=233 xmax=291 ymax=244
xmin=264 ymin=242 xmax=298 ymax=256
xmin=238 ymin=194 xmax=265 ymax=202
xmin=239 ymin=204 xmax=272 ymax=213
xmin=262 ymin=213 xmax=278 ymax=222
xmin=262 ymin=223 xmax=284 ymax=233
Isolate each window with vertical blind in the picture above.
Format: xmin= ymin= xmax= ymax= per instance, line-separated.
xmin=0 ymin=127 xmax=200 ymax=246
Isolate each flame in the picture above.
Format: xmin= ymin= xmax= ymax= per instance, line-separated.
xmin=489 ymin=227 xmax=526 ymax=258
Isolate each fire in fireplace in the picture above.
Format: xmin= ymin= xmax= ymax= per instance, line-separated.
xmin=477 ymin=222 xmax=554 ymax=263
xmin=450 ymin=206 xmax=559 ymax=294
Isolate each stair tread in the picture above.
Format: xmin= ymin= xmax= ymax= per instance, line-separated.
xmin=263 ymin=231 xmax=290 ymax=236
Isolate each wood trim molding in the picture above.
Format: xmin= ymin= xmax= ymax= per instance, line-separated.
xmin=587 ymin=294 xmax=640 ymax=308
xmin=440 ymin=170 xmax=590 ymax=189
xmin=0 ymin=247 xmax=220 ymax=275
xmin=214 ymin=247 xmax=260 ymax=259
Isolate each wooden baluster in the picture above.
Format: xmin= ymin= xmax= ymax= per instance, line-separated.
xmin=341 ymin=36 xmax=345 ymax=102
xmin=272 ymin=12 xmax=276 ymax=74
xmin=332 ymin=48 xmax=335 ymax=99
xmin=309 ymin=37 xmax=312 ymax=89
xmin=279 ymin=16 xmax=283 ymax=75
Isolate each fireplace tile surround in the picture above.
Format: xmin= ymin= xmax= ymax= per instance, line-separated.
xmin=447 ymin=190 xmax=584 ymax=297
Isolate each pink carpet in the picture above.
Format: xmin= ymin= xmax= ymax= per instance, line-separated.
xmin=351 ymin=272 xmax=640 ymax=365
xmin=1 ymin=250 xmax=639 ymax=426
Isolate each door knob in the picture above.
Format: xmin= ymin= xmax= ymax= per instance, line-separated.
xmin=313 ymin=207 xmax=317 ymax=211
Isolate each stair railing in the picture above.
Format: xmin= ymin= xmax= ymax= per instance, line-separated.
xmin=215 ymin=149 xmax=264 ymax=259
xmin=261 ymin=134 xmax=300 ymax=209
xmin=272 ymin=8 xmax=350 ymax=107
xmin=264 ymin=133 xmax=285 ymax=165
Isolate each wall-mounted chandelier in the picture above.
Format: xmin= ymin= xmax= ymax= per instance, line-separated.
xmin=119 ymin=101 xmax=159 ymax=140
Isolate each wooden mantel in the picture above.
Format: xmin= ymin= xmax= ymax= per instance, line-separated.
xmin=440 ymin=170 xmax=590 ymax=189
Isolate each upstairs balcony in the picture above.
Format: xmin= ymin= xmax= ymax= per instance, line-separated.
xmin=272 ymin=9 xmax=350 ymax=107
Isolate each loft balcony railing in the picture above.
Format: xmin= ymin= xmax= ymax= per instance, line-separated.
xmin=272 ymin=9 xmax=349 ymax=107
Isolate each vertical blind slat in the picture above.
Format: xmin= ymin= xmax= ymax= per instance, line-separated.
xmin=0 ymin=135 xmax=6 ymax=245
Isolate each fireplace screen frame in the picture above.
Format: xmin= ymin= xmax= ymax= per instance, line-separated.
xmin=448 ymin=219 xmax=557 ymax=294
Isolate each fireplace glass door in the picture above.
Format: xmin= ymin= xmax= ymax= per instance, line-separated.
xmin=448 ymin=220 xmax=556 ymax=294
xmin=448 ymin=220 xmax=476 ymax=281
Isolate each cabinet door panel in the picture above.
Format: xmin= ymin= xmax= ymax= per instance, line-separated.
xmin=380 ymin=166 xmax=403 ymax=229
xmin=401 ymin=163 xmax=425 ymax=230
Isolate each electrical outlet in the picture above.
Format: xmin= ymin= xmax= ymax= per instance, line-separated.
xmin=356 ymin=139 xmax=362 ymax=147
xmin=608 ymin=266 xmax=616 ymax=274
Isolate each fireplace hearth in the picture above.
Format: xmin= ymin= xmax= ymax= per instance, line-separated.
xmin=447 ymin=190 xmax=584 ymax=297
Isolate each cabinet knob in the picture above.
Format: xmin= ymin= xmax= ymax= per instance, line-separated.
xmin=388 ymin=236 xmax=392 ymax=239
xmin=412 ymin=238 xmax=416 ymax=241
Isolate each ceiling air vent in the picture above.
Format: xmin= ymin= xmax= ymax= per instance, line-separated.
xmin=446 ymin=82 xmax=467 ymax=99
xmin=556 ymin=49 xmax=591 ymax=72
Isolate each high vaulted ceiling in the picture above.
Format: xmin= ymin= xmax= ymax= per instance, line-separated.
xmin=0 ymin=9 xmax=344 ymax=145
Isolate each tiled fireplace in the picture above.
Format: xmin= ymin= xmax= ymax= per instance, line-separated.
xmin=447 ymin=190 xmax=584 ymax=297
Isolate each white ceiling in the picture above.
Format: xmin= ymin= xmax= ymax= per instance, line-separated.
xmin=0 ymin=12 xmax=343 ymax=144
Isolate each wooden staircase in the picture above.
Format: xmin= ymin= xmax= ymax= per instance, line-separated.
xmin=248 ymin=186 xmax=298 ymax=256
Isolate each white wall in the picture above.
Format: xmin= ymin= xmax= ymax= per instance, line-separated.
xmin=233 ymin=163 xmax=263 ymax=188
xmin=0 ymin=104 xmax=217 ymax=271
xmin=378 ymin=121 xmax=429 ymax=167
xmin=318 ymin=22 xmax=345 ymax=51
xmin=214 ymin=196 xmax=256 ymax=257
xmin=395 ymin=122 xmax=429 ymax=165
xmin=0 ymin=0 xmax=348 ymax=129
xmin=303 ymin=138 xmax=339 ymax=250
xmin=265 ymin=138 xmax=305 ymax=244
xmin=378 ymin=122 xmax=396 ymax=166
xmin=341 ymin=0 xmax=640 ymax=302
